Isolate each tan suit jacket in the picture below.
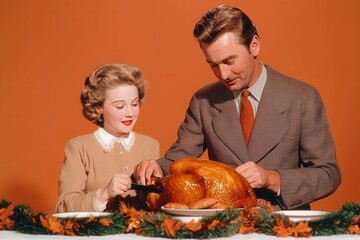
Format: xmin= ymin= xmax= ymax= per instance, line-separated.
xmin=158 ymin=65 xmax=341 ymax=210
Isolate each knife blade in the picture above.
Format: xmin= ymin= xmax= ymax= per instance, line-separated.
xmin=131 ymin=183 xmax=164 ymax=193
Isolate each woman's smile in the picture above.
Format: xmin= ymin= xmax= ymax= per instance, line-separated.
xmin=122 ymin=120 xmax=133 ymax=126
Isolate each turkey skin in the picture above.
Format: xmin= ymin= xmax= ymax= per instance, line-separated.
xmin=146 ymin=158 xmax=257 ymax=210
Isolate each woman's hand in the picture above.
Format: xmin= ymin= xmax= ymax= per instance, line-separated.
xmin=99 ymin=173 xmax=132 ymax=202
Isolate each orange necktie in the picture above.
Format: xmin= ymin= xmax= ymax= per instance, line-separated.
xmin=240 ymin=89 xmax=254 ymax=144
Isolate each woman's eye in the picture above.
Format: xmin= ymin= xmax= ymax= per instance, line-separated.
xmin=115 ymin=106 xmax=124 ymax=109
xmin=132 ymin=103 xmax=139 ymax=107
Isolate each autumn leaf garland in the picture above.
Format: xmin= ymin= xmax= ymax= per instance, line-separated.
xmin=140 ymin=208 xmax=242 ymax=239
xmin=0 ymin=199 xmax=127 ymax=236
xmin=0 ymin=199 xmax=360 ymax=238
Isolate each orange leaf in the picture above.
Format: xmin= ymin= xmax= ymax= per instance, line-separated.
xmin=47 ymin=216 xmax=64 ymax=234
xmin=173 ymin=221 xmax=184 ymax=234
xmin=64 ymin=229 xmax=76 ymax=236
xmin=237 ymin=214 xmax=255 ymax=234
xmin=119 ymin=201 xmax=129 ymax=214
xmin=40 ymin=215 xmax=64 ymax=234
xmin=39 ymin=215 xmax=50 ymax=229
xmin=161 ymin=218 xmax=182 ymax=237
xmin=239 ymin=224 xmax=255 ymax=234
xmin=0 ymin=203 xmax=15 ymax=230
xmin=293 ymin=222 xmax=312 ymax=238
xmin=99 ymin=218 xmax=114 ymax=227
xmin=0 ymin=218 xmax=14 ymax=230
xmin=62 ymin=220 xmax=76 ymax=236
xmin=0 ymin=203 xmax=15 ymax=220
xmin=84 ymin=215 xmax=95 ymax=224
xmin=207 ymin=219 xmax=221 ymax=231
xmin=126 ymin=218 xmax=142 ymax=232
xmin=128 ymin=206 xmax=140 ymax=215
xmin=348 ymin=224 xmax=360 ymax=235
xmin=64 ymin=219 xmax=80 ymax=230
xmin=64 ymin=220 xmax=74 ymax=230
xmin=272 ymin=218 xmax=292 ymax=237
xmin=185 ymin=219 xmax=203 ymax=232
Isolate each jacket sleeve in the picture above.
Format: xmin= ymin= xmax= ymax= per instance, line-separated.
xmin=158 ymin=92 xmax=207 ymax=175
xmin=278 ymin=87 xmax=341 ymax=209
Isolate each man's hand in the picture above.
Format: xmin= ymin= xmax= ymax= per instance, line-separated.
xmin=133 ymin=159 xmax=164 ymax=185
xmin=235 ymin=161 xmax=280 ymax=193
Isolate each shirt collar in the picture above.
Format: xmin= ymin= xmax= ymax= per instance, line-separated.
xmin=249 ymin=63 xmax=267 ymax=102
xmin=94 ymin=127 xmax=135 ymax=153
xmin=233 ymin=63 xmax=267 ymax=101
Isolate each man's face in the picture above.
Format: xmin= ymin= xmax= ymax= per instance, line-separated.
xmin=200 ymin=32 xmax=260 ymax=91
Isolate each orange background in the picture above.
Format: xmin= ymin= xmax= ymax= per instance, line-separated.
xmin=0 ymin=0 xmax=359 ymax=213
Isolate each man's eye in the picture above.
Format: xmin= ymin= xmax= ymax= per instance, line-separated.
xmin=226 ymin=59 xmax=235 ymax=65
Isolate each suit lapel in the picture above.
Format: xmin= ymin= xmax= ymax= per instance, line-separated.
xmin=212 ymin=89 xmax=250 ymax=163
xmin=248 ymin=67 xmax=290 ymax=162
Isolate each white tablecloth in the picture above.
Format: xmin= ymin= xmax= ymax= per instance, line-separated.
xmin=0 ymin=231 xmax=359 ymax=240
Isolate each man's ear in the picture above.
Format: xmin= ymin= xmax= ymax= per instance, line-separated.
xmin=250 ymin=35 xmax=260 ymax=57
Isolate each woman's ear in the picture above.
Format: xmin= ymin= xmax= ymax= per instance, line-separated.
xmin=95 ymin=106 xmax=103 ymax=116
xmin=95 ymin=106 xmax=103 ymax=114
xmin=250 ymin=35 xmax=260 ymax=57
xmin=95 ymin=106 xmax=104 ymax=123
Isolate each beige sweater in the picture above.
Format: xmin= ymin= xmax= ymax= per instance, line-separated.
xmin=56 ymin=132 xmax=160 ymax=213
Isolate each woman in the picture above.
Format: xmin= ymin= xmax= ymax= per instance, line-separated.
xmin=56 ymin=64 xmax=160 ymax=212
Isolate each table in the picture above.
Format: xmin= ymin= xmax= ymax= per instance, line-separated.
xmin=1 ymin=231 xmax=359 ymax=240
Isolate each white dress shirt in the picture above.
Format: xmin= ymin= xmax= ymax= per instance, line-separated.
xmin=233 ymin=63 xmax=267 ymax=116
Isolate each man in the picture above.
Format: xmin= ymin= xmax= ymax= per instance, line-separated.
xmin=134 ymin=5 xmax=341 ymax=210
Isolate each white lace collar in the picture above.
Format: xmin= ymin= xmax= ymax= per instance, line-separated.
xmin=94 ymin=128 xmax=135 ymax=153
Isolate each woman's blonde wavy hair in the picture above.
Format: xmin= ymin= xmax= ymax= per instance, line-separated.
xmin=80 ymin=63 xmax=146 ymax=127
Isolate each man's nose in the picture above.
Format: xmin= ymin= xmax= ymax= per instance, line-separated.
xmin=219 ymin=64 xmax=230 ymax=80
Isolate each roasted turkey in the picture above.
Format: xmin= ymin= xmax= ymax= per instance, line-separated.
xmin=146 ymin=158 xmax=257 ymax=210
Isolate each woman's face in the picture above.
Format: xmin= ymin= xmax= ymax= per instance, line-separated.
xmin=100 ymin=84 xmax=140 ymax=137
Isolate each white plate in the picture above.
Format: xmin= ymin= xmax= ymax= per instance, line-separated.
xmin=173 ymin=216 xmax=203 ymax=223
xmin=161 ymin=206 xmax=242 ymax=217
xmin=52 ymin=212 xmax=112 ymax=219
xmin=273 ymin=210 xmax=330 ymax=222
